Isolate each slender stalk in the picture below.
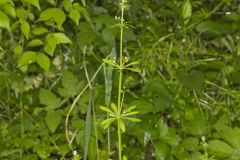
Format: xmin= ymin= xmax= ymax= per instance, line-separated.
xmin=20 ymin=95 xmax=23 ymax=159
xmin=65 ymin=63 xmax=103 ymax=149
xmin=117 ymin=2 xmax=125 ymax=160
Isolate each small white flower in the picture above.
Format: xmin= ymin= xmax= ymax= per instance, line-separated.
xmin=226 ymin=12 xmax=231 ymax=15
xmin=73 ymin=150 xmax=77 ymax=156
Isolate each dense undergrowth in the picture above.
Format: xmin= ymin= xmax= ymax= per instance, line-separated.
xmin=1 ymin=0 xmax=240 ymax=159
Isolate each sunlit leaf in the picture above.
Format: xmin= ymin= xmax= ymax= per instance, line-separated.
xmin=25 ymin=0 xmax=40 ymax=10
xmin=69 ymin=8 xmax=80 ymax=25
xmin=27 ymin=39 xmax=44 ymax=47
xmin=0 ymin=10 xmax=10 ymax=30
xmin=21 ymin=21 xmax=30 ymax=39
xmin=36 ymin=54 xmax=50 ymax=71
xmin=0 ymin=3 xmax=16 ymax=18
xmin=119 ymin=119 xmax=125 ymax=132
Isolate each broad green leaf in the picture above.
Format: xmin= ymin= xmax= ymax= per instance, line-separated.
xmin=18 ymin=51 xmax=37 ymax=67
xmin=38 ymin=8 xmax=66 ymax=29
xmin=39 ymin=89 xmax=61 ymax=109
xmin=220 ymin=126 xmax=240 ymax=148
xmin=45 ymin=111 xmax=62 ymax=133
xmin=0 ymin=10 xmax=10 ymax=30
xmin=25 ymin=0 xmax=40 ymax=10
xmin=27 ymin=39 xmax=43 ymax=47
xmin=38 ymin=8 xmax=58 ymax=21
xmin=182 ymin=0 xmax=192 ymax=23
xmin=36 ymin=54 xmax=50 ymax=71
xmin=0 ymin=3 xmax=16 ymax=18
xmin=69 ymin=8 xmax=80 ymax=25
xmin=57 ymin=71 xmax=83 ymax=97
xmin=16 ymin=7 xmax=25 ymax=20
xmin=52 ymin=33 xmax=72 ymax=44
xmin=63 ymin=0 xmax=72 ymax=11
xmin=32 ymin=27 xmax=49 ymax=35
xmin=44 ymin=35 xmax=57 ymax=56
xmin=208 ymin=140 xmax=234 ymax=158
xmin=182 ymin=137 xmax=199 ymax=150
xmin=14 ymin=45 xmax=23 ymax=55
xmin=154 ymin=141 xmax=170 ymax=159
xmin=21 ymin=21 xmax=30 ymax=39
xmin=53 ymin=9 xmax=66 ymax=29
xmin=178 ymin=71 xmax=204 ymax=91
xmin=0 ymin=0 xmax=13 ymax=6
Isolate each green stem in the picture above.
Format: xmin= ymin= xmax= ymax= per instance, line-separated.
xmin=117 ymin=3 xmax=125 ymax=160
xmin=117 ymin=120 xmax=122 ymax=160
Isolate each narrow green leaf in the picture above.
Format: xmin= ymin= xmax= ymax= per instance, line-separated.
xmin=27 ymin=39 xmax=44 ymax=47
xmin=45 ymin=111 xmax=62 ymax=133
xmin=124 ymin=117 xmax=141 ymax=122
xmin=208 ymin=140 xmax=234 ymax=158
xmin=0 ymin=10 xmax=10 ymax=30
xmin=125 ymin=105 xmax=137 ymax=113
xmin=123 ymin=155 xmax=128 ymax=160
xmin=111 ymin=103 xmax=118 ymax=113
xmin=0 ymin=3 xmax=16 ymax=18
xmin=125 ymin=67 xmax=141 ymax=73
xmin=124 ymin=111 xmax=140 ymax=116
xmin=36 ymin=54 xmax=50 ymax=71
xmin=69 ymin=8 xmax=80 ymax=25
xmin=119 ymin=119 xmax=125 ymax=132
xmin=83 ymin=92 xmax=92 ymax=160
xmin=101 ymin=118 xmax=116 ymax=129
xmin=100 ymin=106 xmax=114 ymax=114
xmin=124 ymin=61 xmax=139 ymax=68
xmin=182 ymin=0 xmax=192 ymax=22
xmin=21 ymin=21 xmax=30 ymax=39
xmin=103 ymin=59 xmax=119 ymax=68
xmin=25 ymin=0 xmax=40 ymax=10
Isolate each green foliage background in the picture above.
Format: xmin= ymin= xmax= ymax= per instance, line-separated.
xmin=1 ymin=0 xmax=240 ymax=159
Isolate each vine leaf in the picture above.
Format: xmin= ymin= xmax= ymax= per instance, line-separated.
xmin=0 ymin=10 xmax=10 ymax=30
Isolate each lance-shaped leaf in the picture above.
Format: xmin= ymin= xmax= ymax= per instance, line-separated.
xmin=119 ymin=119 xmax=125 ymax=132
xmin=123 ymin=117 xmax=141 ymax=122
xmin=100 ymin=106 xmax=114 ymax=114
xmin=123 ymin=111 xmax=140 ymax=116
xmin=111 ymin=103 xmax=118 ymax=114
xmin=101 ymin=118 xmax=116 ymax=129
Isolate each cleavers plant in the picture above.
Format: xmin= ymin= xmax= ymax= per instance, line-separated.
xmin=100 ymin=0 xmax=141 ymax=160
